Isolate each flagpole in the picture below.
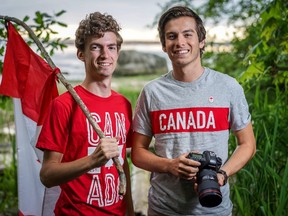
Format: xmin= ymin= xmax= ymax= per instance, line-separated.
xmin=0 ymin=15 xmax=126 ymax=195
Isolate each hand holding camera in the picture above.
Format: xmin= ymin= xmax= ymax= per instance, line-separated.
xmin=187 ymin=151 xmax=225 ymax=208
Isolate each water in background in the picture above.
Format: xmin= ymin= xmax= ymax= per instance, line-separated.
xmin=52 ymin=42 xmax=171 ymax=81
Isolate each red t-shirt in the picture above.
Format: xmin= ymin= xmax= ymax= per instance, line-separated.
xmin=36 ymin=85 xmax=132 ymax=216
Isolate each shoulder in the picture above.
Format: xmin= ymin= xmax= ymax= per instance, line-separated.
xmin=52 ymin=85 xmax=84 ymax=112
xmin=112 ymin=90 xmax=132 ymax=105
xmin=111 ymin=91 xmax=133 ymax=114
xmin=141 ymin=72 xmax=170 ymax=92
xmin=207 ymin=68 xmax=236 ymax=82
xmin=206 ymin=67 xmax=243 ymax=91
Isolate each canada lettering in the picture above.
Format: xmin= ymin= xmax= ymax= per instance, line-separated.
xmin=159 ymin=110 xmax=216 ymax=131
xmin=87 ymin=111 xmax=127 ymax=146
xmin=151 ymin=107 xmax=230 ymax=133
xmin=87 ymin=174 xmax=122 ymax=206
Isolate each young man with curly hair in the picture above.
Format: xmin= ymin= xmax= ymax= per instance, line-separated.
xmin=37 ymin=12 xmax=134 ymax=216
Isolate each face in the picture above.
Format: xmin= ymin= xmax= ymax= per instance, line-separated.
xmin=77 ymin=32 xmax=119 ymax=80
xmin=162 ymin=16 xmax=205 ymax=68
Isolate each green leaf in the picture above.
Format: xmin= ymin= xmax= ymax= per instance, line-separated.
xmin=23 ymin=16 xmax=29 ymax=22
xmin=55 ymin=10 xmax=66 ymax=17
xmin=41 ymin=13 xmax=52 ymax=18
xmin=57 ymin=22 xmax=67 ymax=27
xmin=261 ymin=17 xmax=278 ymax=41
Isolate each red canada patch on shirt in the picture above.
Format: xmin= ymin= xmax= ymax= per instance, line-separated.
xmin=150 ymin=107 xmax=229 ymax=134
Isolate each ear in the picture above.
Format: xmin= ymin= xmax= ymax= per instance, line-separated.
xmin=199 ymin=39 xmax=205 ymax=49
xmin=77 ymin=49 xmax=85 ymax=62
xmin=116 ymin=50 xmax=121 ymax=58
xmin=162 ymin=46 xmax=167 ymax=53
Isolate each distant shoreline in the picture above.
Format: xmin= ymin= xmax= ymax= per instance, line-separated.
xmin=64 ymin=39 xmax=231 ymax=52
xmin=65 ymin=39 xmax=161 ymax=45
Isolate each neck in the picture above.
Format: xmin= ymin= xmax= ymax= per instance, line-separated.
xmin=81 ymin=79 xmax=112 ymax=97
xmin=172 ymin=64 xmax=204 ymax=82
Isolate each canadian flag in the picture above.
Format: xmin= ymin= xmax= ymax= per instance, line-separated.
xmin=0 ymin=22 xmax=60 ymax=215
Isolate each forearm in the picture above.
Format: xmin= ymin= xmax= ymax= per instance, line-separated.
xmin=131 ymin=132 xmax=200 ymax=178
xmin=131 ymin=132 xmax=171 ymax=173
xmin=221 ymin=143 xmax=255 ymax=177
xmin=132 ymin=147 xmax=171 ymax=173
xmin=221 ymin=122 xmax=256 ymax=177
xmin=41 ymin=137 xmax=120 ymax=187
xmin=40 ymin=154 xmax=94 ymax=187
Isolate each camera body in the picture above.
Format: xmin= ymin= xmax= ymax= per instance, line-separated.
xmin=187 ymin=151 xmax=223 ymax=207
xmin=187 ymin=150 xmax=222 ymax=171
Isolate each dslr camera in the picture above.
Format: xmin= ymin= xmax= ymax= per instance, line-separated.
xmin=187 ymin=150 xmax=223 ymax=207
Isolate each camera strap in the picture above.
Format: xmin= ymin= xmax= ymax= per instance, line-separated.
xmin=217 ymin=169 xmax=228 ymax=185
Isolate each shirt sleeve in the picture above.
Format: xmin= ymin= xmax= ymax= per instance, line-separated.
xmin=133 ymin=87 xmax=153 ymax=137
xmin=229 ymin=80 xmax=251 ymax=132
xmin=36 ymin=98 xmax=71 ymax=153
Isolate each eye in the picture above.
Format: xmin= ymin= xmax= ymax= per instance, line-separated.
xmin=108 ymin=45 xmax=117 ymax=51
xmin=184 ymin=33 xmax=193 ymax=38
xmin=91 ymin=44 xmax=101 ymax=51
xmin=166 ymin=33 xmax=176 ymax=40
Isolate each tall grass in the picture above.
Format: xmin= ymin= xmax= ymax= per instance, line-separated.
xmin=0 ymin=97 xmax=18 ymax=214
xmin=230 ymin=83 xmax=288 ymax=215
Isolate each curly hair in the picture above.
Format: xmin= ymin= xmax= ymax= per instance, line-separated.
xmin=75 ymin=12 xmax=123 ymax=51
xmin=158 ymin=6 xmax=206 ymax=56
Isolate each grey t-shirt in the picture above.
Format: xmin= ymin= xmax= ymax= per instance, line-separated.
xmin=133 ymin=68 xmax=251 ymax=215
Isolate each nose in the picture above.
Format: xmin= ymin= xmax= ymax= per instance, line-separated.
xmin=176 ymin=35 xmax=185 ymax=46
xmin=100 ymin=46 xmax=109 ymax=58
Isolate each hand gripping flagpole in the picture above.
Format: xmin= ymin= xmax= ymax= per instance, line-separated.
xmin=0 ymin=15 xmax=126 ymax=195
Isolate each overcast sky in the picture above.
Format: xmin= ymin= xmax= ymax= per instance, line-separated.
xmin=0 ymin=0 xmax=165 ymax=41
xmin=1 ymin=0 xmax=236 ymax=43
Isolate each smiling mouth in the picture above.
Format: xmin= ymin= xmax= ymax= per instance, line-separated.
xmin=173 ymin=49 xmax=189 ymax=55
xmin=98 ymin=62 xmax=112 ymax=67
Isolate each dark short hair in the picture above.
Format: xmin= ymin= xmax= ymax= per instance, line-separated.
xmin=158 ymin=6 xmax=206 ymax=56
xmin=75 ymin=12 xmax=123 ymax=51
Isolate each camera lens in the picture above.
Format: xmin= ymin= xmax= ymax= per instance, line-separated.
xmin=197 ymin=169 xmax=222 ymax=207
